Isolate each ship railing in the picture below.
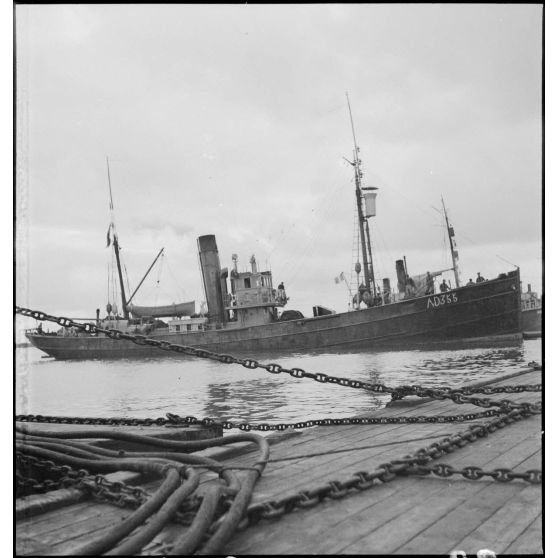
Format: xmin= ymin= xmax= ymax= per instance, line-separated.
xmin=522 ymin=298 xmax=541 ymax=310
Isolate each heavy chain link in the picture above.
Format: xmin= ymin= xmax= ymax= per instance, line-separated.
xmin=16 ymin=452 xmax=150 ymax=507
xmin=16 ymin=408 xmax=514 ymax=432
xmin=403 ymin=462 xmax=542 ymax=483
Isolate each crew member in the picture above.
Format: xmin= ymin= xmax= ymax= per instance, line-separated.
xmin=476 ymin=272 xmax=485 ymax=283
xmin=426 ymin=272 xmax=434 ymax=295
xmin=466 ymin=278 xmax=475 ymax=286
xmin=440 ymin=279 xmax=449 ymax=292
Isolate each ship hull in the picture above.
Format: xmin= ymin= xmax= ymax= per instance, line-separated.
xmin=27 ymin=271 xmax=522 ymax=360
xmin=521 ymin=306 xmax=542 ymax=337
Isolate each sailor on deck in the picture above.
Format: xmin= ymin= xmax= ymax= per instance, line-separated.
xmin=277 ymin=282 xmax=287 ymax=302
xmin=426 ymin=272 xmax=434 ymax=295
xmin=439 ymin=279 xmax=449 ymax=292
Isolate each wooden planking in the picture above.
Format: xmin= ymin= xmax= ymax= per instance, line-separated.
xmin=515 ymin=448 xmax=542 ymax=470
xmin=16 ymin=536 xmax=54 ymax=556
xmin=452 ymin=483 xmax=541 ymax=554
xmin=17 ymin=502 xmax=110 ymax=536
xmin=503 ymin=513 xmax=543 ymax=554
xmin=228 ymin=477 xmax=452 ymax=555
xmin=17 ymin=504 xmax=127 ymax=556
xmin=393 ymin=482 xmax=525 ymax=555
xmin=339 ymin=481 xmax=501 ymax=555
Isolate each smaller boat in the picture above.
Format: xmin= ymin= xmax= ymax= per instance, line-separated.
xmin=521 ymin=283 xmax=542 ymax=338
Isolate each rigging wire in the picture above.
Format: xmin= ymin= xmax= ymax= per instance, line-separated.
xmin=123 ymin=262 xmax=132 ymax=302
xmin=162 ymin=254 xmax=188 ymax=301
xmin=279 ymin=179 xmax=349 ymax=286
xmin=275 ymin=175 xmax=352 ymax=285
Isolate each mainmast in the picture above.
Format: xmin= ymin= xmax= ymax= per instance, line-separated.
xmin=441 ymin=196 xmax=461 ymax=288
xmin=107 ymin=157 xmax=130 ymax=319
xmin=346 ymin=93 xmax=377 ymax=297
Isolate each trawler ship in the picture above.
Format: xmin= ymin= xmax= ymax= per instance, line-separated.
xmin=26 ymin=105 xmax=522 ymax=359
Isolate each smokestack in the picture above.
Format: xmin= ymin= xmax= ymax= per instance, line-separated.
xmin=198 ymin=235 xmax=226 ymax=324
xmin=395 ymin=260 xmax=406 ymax=293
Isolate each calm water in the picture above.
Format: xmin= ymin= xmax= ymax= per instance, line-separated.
xmin=16 ymin=339 xmax=541 ymax=426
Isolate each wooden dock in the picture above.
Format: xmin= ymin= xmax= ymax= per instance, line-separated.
xmin=16 ymin=368 xmax=542 ymax=555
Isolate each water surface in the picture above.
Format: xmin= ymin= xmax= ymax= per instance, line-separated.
xmin=15 ymin=339 xmax=541 ymax=427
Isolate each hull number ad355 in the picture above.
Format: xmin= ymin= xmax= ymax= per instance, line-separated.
xmin=427 ymin=293 xmax=458 ymax=309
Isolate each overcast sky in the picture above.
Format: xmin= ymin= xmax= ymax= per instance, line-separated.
xmin=15 ymin=4 xmax=543 ymax=321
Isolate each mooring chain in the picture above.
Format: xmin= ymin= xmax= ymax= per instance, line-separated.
xmin=233 ymin=405 xmax=542 ymax=530
xmin=16 ymin=452 xmax=151 ymax=507
xmin=15 ymin=306 xmax=542 ymax=414
xmin=15 ymin=408 xmax=519 ymax=432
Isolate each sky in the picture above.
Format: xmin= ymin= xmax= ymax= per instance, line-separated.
xmin=14 ymin=4 xmax=543 ymax=322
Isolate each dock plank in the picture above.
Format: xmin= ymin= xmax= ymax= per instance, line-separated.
xmin=452 ymin=484 xmax=541 ymax=554
xmin=394 ymin=482 xmax=523 ymax=555
xmin=229 ymin=478 xmax=452 ymax=555
xmin=503 ymin=513 xmax=543 ymax=554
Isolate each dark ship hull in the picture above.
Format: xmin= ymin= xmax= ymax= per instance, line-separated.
xmin=27 ymin=270 xmax=522 ymax=360
xmin=521 ymin=306 xmax=542 ymax=338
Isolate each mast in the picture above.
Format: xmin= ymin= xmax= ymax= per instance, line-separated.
xmin=441 ymin=196 xmax=461 ymax=288
xmin=107 ymin=157 xmax=130 ymax=319
xmin=346 ymin=93 xmax=376 ymax=297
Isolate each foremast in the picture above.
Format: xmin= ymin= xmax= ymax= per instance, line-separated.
xmin=346 ymin=94 xmax=378 ymax=299
xmin=106 ymin=157 xmax=130 ymax=320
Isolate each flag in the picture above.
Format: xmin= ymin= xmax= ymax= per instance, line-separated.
xmin=334 ymin=272 xmax=345 ymax=284
xmin=106 ymin=225 xmax=112 ymax=247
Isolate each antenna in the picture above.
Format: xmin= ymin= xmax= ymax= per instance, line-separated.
xmin=346 ymin=92 xmax=359 ymax=157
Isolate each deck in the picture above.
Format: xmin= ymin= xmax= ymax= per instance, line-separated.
xmin=16 ymin=367 xmax=542 ymax=555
